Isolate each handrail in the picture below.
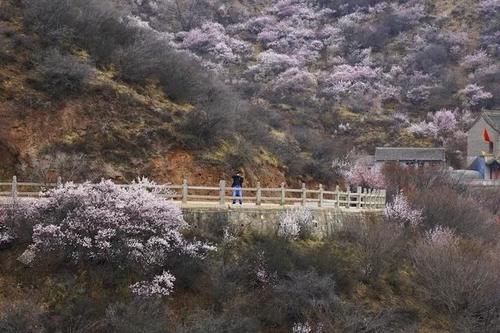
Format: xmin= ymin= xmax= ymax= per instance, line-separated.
xmin=0 ymin=177 xmax=387 ymax=210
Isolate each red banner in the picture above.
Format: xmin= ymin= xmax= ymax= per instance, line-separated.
xmin=483 ymin=128 xmax=492 ymax=143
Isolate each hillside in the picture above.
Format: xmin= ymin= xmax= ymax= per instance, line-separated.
xmin=0 ymin=0 xmax=287 ymax=185
xmin=0 ymin=0 xmax=499 ymax=184
xmin=1 ymin=168 xmax=499 ymax=332
xmin=128 ymin=0 xmax=500 ymax=166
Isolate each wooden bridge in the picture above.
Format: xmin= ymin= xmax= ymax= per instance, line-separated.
xmin=0 ymin=176 xmax=386 ymax=210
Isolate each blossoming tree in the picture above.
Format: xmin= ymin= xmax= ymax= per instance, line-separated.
xmin=20 ymin=179 xmax=213 ymax=297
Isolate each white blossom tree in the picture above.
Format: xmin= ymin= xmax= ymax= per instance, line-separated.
xmin=20 ymin=179 xmax=213 ymax=297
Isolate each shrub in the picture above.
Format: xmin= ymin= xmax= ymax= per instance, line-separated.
xmin=263 ymin=270 xmax=337 ymax=327
xmin=468 ymin=187 xmax=500 ymax=217
xmin=0 ymin=301 xmax=45 ymax=333
xmin=413 ymin=44 xmax=450 ymax=73
xmin=0 ymin=209 xmax=15 ymax=250
xmin=175 ymin=310 xmax=261 ymax=333
xmin=382 ymin=163 xmax=459 ymax=199
xmin=340 ymin=216 xmax=404 ymax=283
xmin=0 ymin=34 xmax=16 ymax=65
xmin=277 ymin=207 xmax=314 ymax=240
xmin=114 ymin=35 xmax=243 ymax=148
xmin=98 ymin=298 xmax=168 ymax=333
xmin=337 ymin=303 xmax=418 ymax=333
xmin=412 ymin=227 xmax=500 ymax=331
xmin=30 ymin=49 xmax=95 ymax=98
xmin=384 ymin=193 xmax=423 ymax=228
xmin=0 ymin=227 xmax=15 ymax=250
xmin=2 ymin=204 xmax=35 ymax=245
xmin=412 ymin=186 xmax=496 ymax=240
xmin=18 ymin=179 xmax=212 ymax=296
xmin=21 ymin=152 xmax=93 ymax=183
xmin=292 ymin=322 xmax=312 ymax=333
xmin=177 ymin=108 xmax=231 ymax=148
xmin=41 ymin=296 xmax=102 ymax=333
xmin=23 ymin=0 xmax=136 ymax=64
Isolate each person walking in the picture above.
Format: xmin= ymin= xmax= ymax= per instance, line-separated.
xmin=232 ymin=171 xmax=244 ymax=205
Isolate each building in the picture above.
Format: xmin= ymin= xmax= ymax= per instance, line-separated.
xmin=467 ymin=110 xmax=500 ymax=180
xmin=374 ymin=147 xmax=446 ymax=167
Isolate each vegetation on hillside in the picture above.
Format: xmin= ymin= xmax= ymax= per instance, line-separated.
xmin=131 ymin=0 xmax=500 ymax=165
xmin=1 ymin=169 xmax=499 ymax=332
xmin=0 ymin=0 xmax=290 ymax=183
xmin=1 ymin=0 xmax=498 ymax=183
xmin=0 ymin=1 xmax=499 ymax=331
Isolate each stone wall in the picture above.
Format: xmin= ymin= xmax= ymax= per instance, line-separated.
xmin=182 ymin=206 xmax=384 ymax=239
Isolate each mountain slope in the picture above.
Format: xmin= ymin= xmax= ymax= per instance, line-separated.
xmin=0 ymin=0 xmax=499 ymax=184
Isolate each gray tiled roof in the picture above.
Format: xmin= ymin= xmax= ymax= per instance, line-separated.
xmin=483 ymin=110 xmax=500 ymax=132
xmin=375 ymin=147 xmax=446 ymax=161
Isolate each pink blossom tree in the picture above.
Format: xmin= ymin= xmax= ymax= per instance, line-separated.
xmin=385 ymin=193 xmax=423 ymax=228
xmin=269 ymin=67 xmax=318 ymax=102
xmin=458 ymin=83 xmax=493 ymax=110
xmin=460 ymin=50 xmax=492 ymax=71
xmin=247 ymin=50 xmax=300 ymax=80
xmin=176 ymin=22 xmax=251 ymax=64
xmin=479 ymin=0 xmax=500 ymax=13
xmin=342 ymin=159 xmax=385 ymax=190
xmin=20 ymin=179 xmax=213 ymax=297
xmin=409 ymin=109 xmax=471 ymax=145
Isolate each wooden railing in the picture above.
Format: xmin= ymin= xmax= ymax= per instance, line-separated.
xmin=0 ymin=177 xmax=386 ymax=210
xmin=467 ymin=179 xmax=500 ymax=187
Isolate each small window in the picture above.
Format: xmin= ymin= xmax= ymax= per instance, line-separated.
xmin=489 ymin=142 xmax=494 ymax=154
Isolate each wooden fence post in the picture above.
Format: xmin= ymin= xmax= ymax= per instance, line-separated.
xmin=380 ymin=189 xmax=386 ymax=208
xmin=357 ymin=186 xmax=362 ymax=208
xmin=347 ymin=188 xmax=351 ymax=208
xmin=256 ymin=182 xmax=262 ymax=206
xmin=301 ymin=183 xmax=306 ymax=206
xmin=280 ymin=182 xmax=285 ymax=206
xmin=11 ymin=175 xmax=17 ymax=204
xmin=335 ymin=185 xmax=340 ymax=208
xmin=318 ymin=184 xmax=323 ymax=208
xmin=219 ymin=180 xmax=226 ymax=205
xmin=182 ymin=179 xmax=188 ymax=204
